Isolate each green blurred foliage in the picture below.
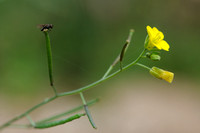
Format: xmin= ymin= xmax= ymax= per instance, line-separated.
xmin=0 ymin=0 xmax=200 ymax=95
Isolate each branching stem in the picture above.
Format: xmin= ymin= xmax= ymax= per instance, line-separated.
xmin=0 ymin=29 xmax=148 ymax=131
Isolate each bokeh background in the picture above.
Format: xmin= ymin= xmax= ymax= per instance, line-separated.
xmin=0 ymin=0 xmax=200 ymax=133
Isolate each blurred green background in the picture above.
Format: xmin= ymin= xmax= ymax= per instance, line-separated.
xmin=0 ymin=0 xmax=200 ymax=132
xmin=0 ymin=0 xmax=199 ymax=95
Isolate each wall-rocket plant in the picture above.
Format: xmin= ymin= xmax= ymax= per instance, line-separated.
xmin=0 ymin=25 xmax=174 ymax=131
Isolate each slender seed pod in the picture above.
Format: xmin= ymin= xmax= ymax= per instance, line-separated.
xmin=119 ymin=42 xmax=129 ymax=70
xmin=120 ymin=42 xmax=129 ymax=62
xmin=44 ymin=31 xmax=54 ymax=87
xmin=34 ymin=114 xmax=85 ymax=129
xmin=42 ymin=28 xmax=57 ymax=95
xmin=119 ymin=29 xmax=134 ymax=70
xmin=83 ymin=105 xmax=97 ymax=129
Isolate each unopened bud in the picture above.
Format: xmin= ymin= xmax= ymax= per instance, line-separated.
xmin=150 ymin=54 xmax=161 ymax=61
xmin=150 ymin=67 xmax=174 ymax=83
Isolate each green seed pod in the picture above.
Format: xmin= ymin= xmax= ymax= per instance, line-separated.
xmin=34 ymin=113 xmax=85 ymax=129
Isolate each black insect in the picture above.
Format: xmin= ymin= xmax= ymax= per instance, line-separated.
xmin=38 ymin=24 xmax=53 ymax=31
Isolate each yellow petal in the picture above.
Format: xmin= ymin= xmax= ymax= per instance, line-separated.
xmin=146 ymin=25 xmax=170 ymax=51
xmin=146 ymin=26 xmax=153 ymax=37
xmin=152 ymin=42 xmax=162 ymax=50
xmin=161 ymin=71 xmax=174 ymax=83
xmin=149 ymin=67 xmax=174 ymax=83
xmin=157 ymin=40 xmax=170 ymax=51
xmin=152 ymin=27 xmax=160 ymax=38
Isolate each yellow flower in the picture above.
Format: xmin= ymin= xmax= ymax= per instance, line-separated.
xmin=145 ymin=26 xmax=170 ymax=51
xmin=150 ymin=67 xmax=174 ymax=83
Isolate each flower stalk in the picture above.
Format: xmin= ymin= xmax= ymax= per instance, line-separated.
xmin=0 ymin=25 xmax=174 ymax=131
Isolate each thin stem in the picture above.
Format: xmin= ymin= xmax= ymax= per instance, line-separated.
xmin=0 ymin=49 xmax=146 ymax=131
xmin=44 ymin=31 xmax=57 ymax=95
xmin=102 ymin=66 xmax=113 ymax=79
xmin=8 ymin=124 xmax=31 ymax=128
xmin=36 ymin=98 xmax=99 ymax=124
xmin=0 ymin=96 xmax=57 ymax=130
xmin=80 ymin=92 xmax=97 ymax=129
xmin=26 ymin=115 xmax=35 ymax=127
xmin=52 ymin=86 xmax=58 ymax=96
xmin=57 ymin=49 xmax=146 ymax=97
xmin=136 ymin=63 xmax=151 ymax=70
xmin=102 ymin=29 xmax=134 ymax=79
xmin=80 ymin=92 xmax=87 ymax=105
xmin=8 ymin=99 xmax=99 ymax=129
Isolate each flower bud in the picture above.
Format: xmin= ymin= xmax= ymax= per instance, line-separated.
xmin=150 ymin=54 xmax=161 ymax=61
xmin=145 ymin=52 xmax=161 ymax=61
xmin=150 ymin=67 xmax=174 ymax=83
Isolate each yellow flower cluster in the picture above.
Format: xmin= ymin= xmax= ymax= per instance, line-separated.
xmin=145 ymin=26 xmax=170 ymax=51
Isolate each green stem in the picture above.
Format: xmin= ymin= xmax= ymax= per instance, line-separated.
xmin=36 ymin=98 xmax=99 ymax=124
xmin=80 ymin=92 xmax=87 ymax=105
xmin=44 ymin=31 xmax=57 ymax=95
xmin=8 ymin=124 xmax=31 ymax=128
xmin=136 ymin=63 xmax=151 ymax=70
xmin=102 ymin=29 xmax=134 ymax=79
xmin=26 ymin=115 xmax=35 ymax=127
xmin=0 ymin=96 xmax=57 ymax=130
xmin=57 ymin=49 xmax=146 ymax=97
xmin=102 ymin=66 xmax=113 ymax=79
xmin=0 ymin=49 xmax=145 ymax=131
xmin=8 ymin=98 xmax=99 ymax=129
xmin=80 ymin=92 xmax=97 ymax=129
xmin=52 ymin=86 xmax=58 ymax=96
